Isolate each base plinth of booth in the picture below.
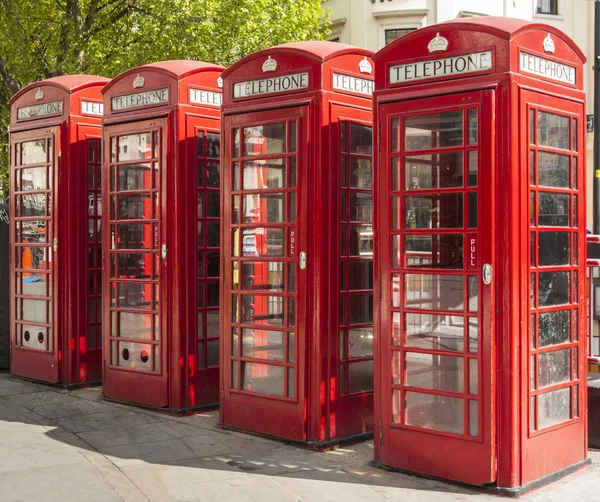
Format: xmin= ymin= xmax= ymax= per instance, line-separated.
xmin=218 ymin=422 xmax=373 ymax=452
xmin=10 ymin=373 xmax=101 ymax=390
xmin=371 ymin=457 xmax=592 ymax=497
xmin=102 ymin=394 xmax=218 ymax=417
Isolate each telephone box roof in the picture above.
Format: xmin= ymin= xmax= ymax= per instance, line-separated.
xmin=222 ymin=41 xmax=373 ymax=78
xmin=10 ymin=75 xmax=109 ymax=105
xmin=103 ymin=60 xmax=225 ymax=94
xmin=373 ymin=16 xmax=586 ymax=63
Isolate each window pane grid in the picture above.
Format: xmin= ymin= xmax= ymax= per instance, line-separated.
xmin=87 ymin=138 xmax=103 ymax=350
xmin=228 ymin=120 xmax=298 ymax=400
xmin=108 ymin=131 xmax=161 ymax=373
xmin=13 ymin=137 xmax=54 ymax=351
xmin=528 ymin=106 xmax=580 ymax=433
xmin=197 ymin=129 xmax=221 ymax=371
xmin=339 ymin=121 xmax=374 ymax=397
xmin=388 ymin=107 xmax=481 ymax=439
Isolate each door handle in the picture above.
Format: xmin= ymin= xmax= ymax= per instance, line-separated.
xmin=299 ymin=252 xmax=307 ymax=270
xmin=53 ymin=238 xmax=58 ymax=253
xmin=483 ymin=264 xmax=492 ymax=285
xmin=161 ymin=244 xmax=167 ymax=260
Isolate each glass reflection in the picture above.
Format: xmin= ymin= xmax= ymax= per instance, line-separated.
xmin=404 ymin=193 xmax=463 ymax=229
xmin=406 ymin=313 xmax=464 ymax=352
xmin=404 ymin=111 xmax=463 ymax=150
xmin=243 ymin=123 xmax=286 ymax=156
xmin=243 ymin=159 xmax=285 ymax=190
xmin=241 ymin=261 xmax=284 ymax=291
xmin=241 ymin=295 xmax=284 ymax=326
xmin=405 ymin=153 xmax=463 ymax=190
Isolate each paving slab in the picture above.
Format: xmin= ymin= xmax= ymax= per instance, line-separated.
xmin=8 ymin=390 xmax=110 ymax=419
xmin=0 ymin=463 xmax=122 ymax=502
xmin=0 ymin=434 xmax=82 ymax=473
xmin=77 ymin=420 xmax=211 ymax=450
xmin=56 ymin=407 xmax=163 ymax=433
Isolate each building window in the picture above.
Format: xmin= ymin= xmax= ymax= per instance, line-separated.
xmin=385 ymin=28 xmax=416 ymax=45
xmin=537 ymin=0 xmax=558 ymax=15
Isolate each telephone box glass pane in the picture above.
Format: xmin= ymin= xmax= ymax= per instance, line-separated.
xmin=539 ymin=310 xmax=570 ymax=347
xmin=404 ymin=111 xmax=463 ymax=150
xmin=468 ymin=151 xmax=477 ymax=186
xmin=538 ymin=232 xmax=570 ymax=265
xmin=118 ymin=134 xmax=152 ymax=162
xmin=243 ymin=159 xmax=285 ymax=190
xmin=538 ymin=111 xmax=569 ymax=150
xmin=348 ymin=360 xmax=373 ymax=393
xmin=538 ymin=152 xmax=569 ymax=188
xmin=405 ymin=274 xmax=464 ymax=310
xmin=241 ymin=261 xmax=284 ymax=291
xmin=241 ymin=362 xmax=284 ymax=397
xmin=243 ymin=194 xmax=284 ymax=223
xmin=21 ymin=140 xmax=47 ymax=165
xmin=404 ymin=194 xmax=463 ymax=229
xmin=405 ymin=313 xmax=464 ymax=352
xmin=406 ymin=353 xmax=464 ymax=393
xmin=468 ymin=109 xmax=478 ymax=145
xmin=207 ymin=132 xmax=220 ymax=158
xmin=538 ymin=387 xmax=571 ymax=429
xmin=404 ymin=234 xmax=463 ymax=269
xmin=244 ymin=123 xmax=286 ymax=156
xmin=406 ymin=392 xmax=464 ymax=434
xmin=348 ymin=327 xmax=373 ymax=358
xmin=538 ymin=272 xmax=569 ymax=306
xmin=242 ymin=328 xmax=284 ymax=361
xmin=405 ymin=153 xmax=463 ymax=189
xmin=350 ymin=158 xmax=372 ymax=189
xmin=539 ymin=193 xmax=569 ymax=226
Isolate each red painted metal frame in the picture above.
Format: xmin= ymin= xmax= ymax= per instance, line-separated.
xmin=9 ymin=76 xmax=108 ymax=385
xmin=373 ymin=17 xmax=587 ymax=490
xmin=101 ymin=61 xmax=224 ymax=410
xmin=220 ymin=42 xmax=374 ymax=444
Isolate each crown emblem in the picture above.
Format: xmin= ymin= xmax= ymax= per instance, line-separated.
xmin=359 ymin=57 xmax=372 ymax=75
xmin=262 ymin=56 xmax=277 ymax=73
xmin=34 ymin=88 xmax=44 ymax=101
xmin=217 ymin=77 xmax=223 ymax=88
xmin=543 ymin=34 xmax=555 ymax=54
xmin=133 ymin=74 xmax=145 ymax=89
xmin=427 ymin=33 xmax=449 ymax=53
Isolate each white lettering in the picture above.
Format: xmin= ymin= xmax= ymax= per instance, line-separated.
xmin=17 ymin=101 xmax=63 ymax=120
xmin=189 ymin=88 xmax=222 ymax=107
xmin=81 ymin=101 xmax=104 ymax=116
xmin=111 ymin=88 xmax=169 ymax=111
xmin=332 ymin=72 xmax=374 ymax=96
xmin=519 ymin=52 xmax=576 ymax=85
xmin=234 ymin=72 xmax=309 ymax=98
xmin=389 ymin=51 xmax=493 ymax=84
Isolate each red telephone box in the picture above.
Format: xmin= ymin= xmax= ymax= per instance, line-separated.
xmin=220 ymin=42 xmax=375 ymax=446
xmin=9 ymin=75 xmax=108 ymax=385
xmin=373 ymin=18 xmax=588 ymax=492
xmin=101 ymin=61 xmax=224 ymax=410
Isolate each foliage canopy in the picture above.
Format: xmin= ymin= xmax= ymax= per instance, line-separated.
xmin=0 ymin=0 xmax=330 ymax=193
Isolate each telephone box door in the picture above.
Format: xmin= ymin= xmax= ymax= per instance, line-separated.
xmin=378 ymin=90 xmax=496 ymax=485
xmin=222 ymin=107 xmax=307 ymax=440
xmin=10 ymin=128 xmax=59 ymax=382
xmin=103 ymin=119 xmax=167 ymax=406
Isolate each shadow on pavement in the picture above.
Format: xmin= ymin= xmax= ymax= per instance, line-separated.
xmin=0 ymin=373 xmax=595 ymax=501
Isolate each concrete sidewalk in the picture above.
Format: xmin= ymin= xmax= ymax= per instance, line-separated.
xmin=0 ymin=373 xmax=598 ymax=502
